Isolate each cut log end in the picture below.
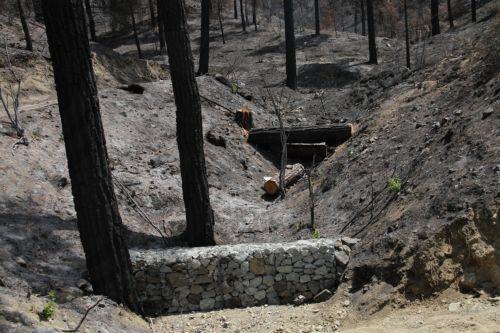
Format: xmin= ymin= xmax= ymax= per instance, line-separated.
xmin=263 ymin=163 xmax=305 ymax=196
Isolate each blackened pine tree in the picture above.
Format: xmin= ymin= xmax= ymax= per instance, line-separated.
xmin=158 ymin=0 xmax=216 ymax=247
xmin=17 ymin=0 xmax=32 ymax=51
xmin=447 ymin=0 xmax=454 ymax=28
xmin=284 ymin=0 xmax=297 ymax=89
xmin=366 ymin=0 xmax=377 ymax=64
xmin=471 ymin=0 xmax=476 ymax=22
xmin=42 ymin=0 xmax=141 ymax=313
xmin=361 ymin=0 xmax=366 ymax=36
xmin=314 ymin=0 xmax=320 ymax=35
xmin=240 ymin=0 xmax=246 ymax=31
xmin=198 ymin=0 xmax=210 ymax=75
xmin=84 ymin=0 xmax=96 ymax=41
xmin=431 ymin=0 xmax=440 ymax=35
xmin=404 ymin=0 xmax=410 ymax=68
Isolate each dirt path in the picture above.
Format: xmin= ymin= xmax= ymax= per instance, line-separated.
xmin=152 ymin=289 xmax=500 ymax=333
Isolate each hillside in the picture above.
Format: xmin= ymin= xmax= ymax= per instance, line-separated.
xmin=0 ymin=0 xmax=498 ymax=332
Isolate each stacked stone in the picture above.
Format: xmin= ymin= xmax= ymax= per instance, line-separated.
xmin=131 ymin=238 xmax=356 ymax=315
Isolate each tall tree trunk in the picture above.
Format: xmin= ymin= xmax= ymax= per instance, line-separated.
xmin=404 ymin=0 xmax=410 ymax=69
xmin=245 ymin=0 xmax=249 ymax=26
xmin=240 ymin=0 xmax=246 ymax=31
xmin=198 ymin=0 xmax=210 ymax=75
xmin=17 ymin=0 xmax=33 ymax=51
xmin=157 ymin=0 xmax=166 ymax=54
xmin=130 ymin=5 xmax=143 ymax=59
xmin=149 ymin=0 xmax=156 ymax=28
xmin=158 ymin=0 xmax=216 ymax=247
xmin=252 ymin=0 xmax=257 ymax=31
xmin=284 ymin=0 xmax=296 ymax=90
xmin=41 ymin=0 xmax=141 ymax=313
xmin=471 ymin=0 xmax=476 ymax=22
xmin=361 ymin=0 xmax=366 ymax=36
xmin=431 ymin=0 xmax=440 ymax=35
xmin=314 ymin=0 xmax=320 ymax=35
xmin=84 ymin=0 xmax=97 ymax=41
xmin=366 ymin=0 xmax=377 ymax=64
xmin=354 ymin=5 xmax=358 ymax=34
xmin=446 ymin=0 xmax=454 ymax=28
xmin=217 ymin=0 xmax=226 ymax=43
xmin=234 ymin=0 xmax=238 ymax=19
xmin=32 ymin=0 xmax=44 ymax=23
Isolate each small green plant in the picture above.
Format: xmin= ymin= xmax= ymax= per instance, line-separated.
xmin=388 ymin=177 xmax=402 ymax=193
xmin=40 ymin=291 xmax=56 ymax=321
xmin=231 ymin=83 xmax=239 ymax=94
xmin=311 ymin=230 xmax=320 ymax=239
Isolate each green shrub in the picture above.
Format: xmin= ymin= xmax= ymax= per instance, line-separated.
xmin=40 ymin=291 xmax=56 ymax=321
xmin=311 ymin=230 xmax=320 ymax=239
xmin=388 ymin=177 xmax=402 ymax=193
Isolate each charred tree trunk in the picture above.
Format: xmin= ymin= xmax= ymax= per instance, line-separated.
xmin=234 ymin=0 xmax=238 ymax=19
xmin=404 ymin=0 xmax=410 ymax=69
xmin=32 ymin=0 xmax=44 ymax=23
xmin=148 ymin=0 xmax=156 ymax=28
xmin=431 ymin=0 xmax=440 ymax=35
xmin=157 ymin=0 xmax=166 ymax=54
xmin=284 ymin=0 xmax=297 ymax=90
xmin=245 ymin=0 xmax=249 ymax=26
xmin=446 ymin=0 xmax=454 ymax=28
xmin=84 ymin=0 xmax=96 ymax=41
xmin=471 ymin=0 xmax=476 ymax=22
xmin=217 ymin=0 xmax=226 ymax=43
xmin=314 ymin=0 xmax=320 ymax=35
xmin=158 ymin=0 xmax=216 ymax=247
xmin=252 ymin=0 xmax=257 ymax=31
xmin=361 ymin=0 xmax=366 ymax=36
xmin=130 ymin=5 xmax=143 ymax=59
xmin=198 ymin=0 xmax=210 ymax=75
xmin=354 ymin=5 xmax=358 ymax=34
xmin=17 ymin=0 xmax=33 ymax=51
xmin=366 ymin=0 xmax=377 ymax=64
xmin=41 ymin=0 xmax=141 ymax=313
xmin=239 ymin=0 xmax=246 ymax=31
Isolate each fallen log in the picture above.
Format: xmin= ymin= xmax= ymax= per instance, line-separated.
xmin=263 ymin=163 xmax=305 ymax=196
xmin=248 ymin=124 xmax=352 ymax=147
xmin=286 ymin=142 xmax=327 ymax=160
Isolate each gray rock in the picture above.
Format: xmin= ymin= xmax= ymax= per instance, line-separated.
xmin=250 ymin=276 xmax=262 ymax=288
xmin=334 ymin=251 xmax=349 ymax=267
xmin=277 ymin=266 xmax=293 ymax=273
xmin=200 ymin=298 xmax=215 ymax=311
xmin=254 ymin=290 xmax=267 ymax=301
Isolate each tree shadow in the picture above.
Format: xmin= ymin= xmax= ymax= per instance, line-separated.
xmin=249 ymin=34 xmax=330 ymax=56
xmin=0 ymin=211 xmax=85 ymax=295
xmin=297 ymin=63 xmax=361 ymax=89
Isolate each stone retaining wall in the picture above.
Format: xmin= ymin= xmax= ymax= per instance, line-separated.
xmin=131 ymin=238 xmax=356 ymax=315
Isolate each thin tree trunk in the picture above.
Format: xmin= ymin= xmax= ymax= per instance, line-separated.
xmin=366 ymin=0 xmax=377 ymax=64
xmin=431 ymin=0 xmax=440 ymax=35
xmin=354 ymin=5 xmax=358 ymax=34
xmin=157 ymin=0 xmax=166 ymax=54
xmin=314 ymin=0 xmax=320 ymax=35
xmin=217 ymin=0 xmax=226 ymax=43
xmin=240 ymin=0 xmax=246 ymax=31
xmin=471 ymin=0 xmax=476 ymax=22
xmin=149 ymin=0 xmax=156 ymax=28
xmin=245 ymin=0 xmax=249 ymax=26
xmin=404 ymin=0 xmax=410 ymax=69
xmin=130 ymin=5 xmax=143 ymax=59
xmin=158 ymin=0 xmax=216 ymax=247
xmin=234 ymin=0 xmax=238 ymax=19
xmin=284 ymin=0 xmax=296 ymax=90
xmin=17 ymin=0 xmax=33 ymax=51
xmin=32 ymin=0 xmax=44 ymax=23
xmin=41 ymin=0 xmax=141 ymax=313
xmin=83 ymin=0 xmax=96 ymax=41
xmin=253 ymin=0 xmax=257 ymax=31
xmin=446 ymin=0 xmax=454 ymax=28
xmin=198 ymin=0 xmax=210 ymax=75
xmin=361 ymin=0 xmax=366 ymax=36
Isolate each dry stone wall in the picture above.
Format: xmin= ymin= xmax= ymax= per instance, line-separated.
xmin=131 ymin=238 xmax=357 ymax=315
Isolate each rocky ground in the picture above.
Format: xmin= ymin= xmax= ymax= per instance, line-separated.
xmin=0 ymin=1 xmax=499 ymax=332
